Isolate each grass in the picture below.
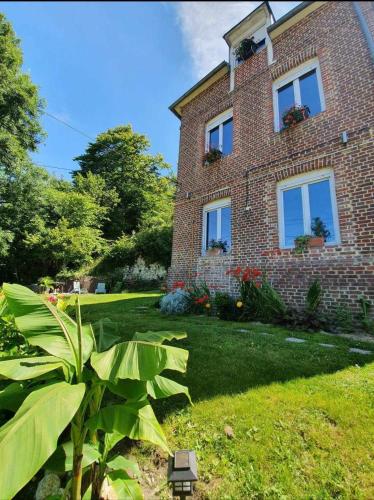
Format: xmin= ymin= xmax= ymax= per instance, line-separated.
xmin=76 ymin=292 xmax=374 ymax=499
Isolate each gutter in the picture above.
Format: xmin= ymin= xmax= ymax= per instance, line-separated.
xmin=353 ymin=1 xmax=374 ymax=64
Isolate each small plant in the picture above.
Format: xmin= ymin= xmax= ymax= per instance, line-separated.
xmin=203 ymin=148 xmax=223 ymax=166
xmin=333 ymin=305 xmax=354 ymax=334
xmin=303 ymin=279 xmax=326 ymax=330
xmin=311 ymin=217 xmax=330 ymax=241
xmin=38 ymin=276 xmax=55 ymax=293
xmin=214 ymin=292 xmax=240 ymax=321
xmin=208 ymin=239 xmax=228 ymax=251
xmin=294 ymin=235 xmax=312 ymax=254
xmin=160 ymin=288 xmax=190 ymax=315
xmin=235 ymin=37 xmax=258 ymax=63
xmin=188 ymin=281 xmax=211 ymax=314
xmin=282 ymin=105 xmax=310 ymax=129
xmin=357 ymin=295 xmax=374 ymax=334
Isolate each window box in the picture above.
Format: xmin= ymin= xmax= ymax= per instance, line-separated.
xmin=282 ymin=104 xmax=310 ymax=129
xmin=308 ymin=236 xmax=324 ymax=248
xmin=203 ymin=148 xmax=223 ymax=166
xmin=206 ymin=247 xmax=223 ymax=257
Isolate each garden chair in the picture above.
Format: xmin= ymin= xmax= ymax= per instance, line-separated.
xmin=95 ymin=282 xmax=106 ymax=294
xmin=72 ymin=281 xmax=81 ymax=294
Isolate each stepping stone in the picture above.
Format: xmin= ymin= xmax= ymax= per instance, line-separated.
xmin=319 ymin=343 xmax=335 ymax=348
xmin=237 ymin=329 xmax=250 ymax=333
xmin=285 ymin=337 xmax=306 ymax=343
xmin=349 ymin=347 xmax=372 ymax=355
xmin=259 ymin=332 xmax=272 ymax=336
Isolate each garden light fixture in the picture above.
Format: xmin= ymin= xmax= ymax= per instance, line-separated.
xmin=168 ymin=450 xmax=198 ymax=498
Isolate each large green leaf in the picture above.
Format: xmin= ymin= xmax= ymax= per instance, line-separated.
xmin=107 ymin=456 xmax=141 ymax=477
xmin=87 ymin=401 xmax=171 ymax=454
xmin=106 ymin=379 xmax=147 ymax=401
xmin=103 ymin=471 xmax=143 ymax=500
xmin=92 ymin=318 xmax=122 ymax=352
xmin=2 ymin=284 xmax=93 ymax=367
xmin=0 ymin=382 xmax=31 ymax=411
xmin=132 ymin=330 xmax=187 ymax=344
xmin=0 ymin=355 xmax=66 ymax=380
xmin=0 ymin=381 xmax=85 ymax=499
xmin=91 ymin=340 xmax=188 ymax=382
xmin=45 ymin=441 xmax=100 ymax=473
xmin=147 ymin=375 xmax=192 ymax=404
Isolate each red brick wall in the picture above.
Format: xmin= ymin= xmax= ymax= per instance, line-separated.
xmin=169 ymin=1 xmax=374 ymax=314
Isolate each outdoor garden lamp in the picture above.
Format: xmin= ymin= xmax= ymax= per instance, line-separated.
xmin=167 ymin=450 xmax=198 ymax=498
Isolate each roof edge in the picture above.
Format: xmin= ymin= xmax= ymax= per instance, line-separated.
xmin=268 ymin=1 xmax=325 ymax=38
xmin=169 ymin=61 xmax=229 ymax=119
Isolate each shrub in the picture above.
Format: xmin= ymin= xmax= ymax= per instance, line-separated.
xmin=214 ymin=292 xmax=241 ymax=321
xmin=187 ymin=281 xmax=212 ymax=314
xmin=160 ymin=289 xmax=190 ymax=315
xmin=302 ymin=280 xmax=327 ymax=331
xmin=134 ymin=225 xmax=172 ymax=269
xmin=333 ymin=305 xmax=354 ymax=334
xmin=357 ymin=295 xmax=374 ymax=334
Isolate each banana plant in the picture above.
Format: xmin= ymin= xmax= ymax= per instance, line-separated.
xmin=0 ymin=284 xmax=191 ymax=499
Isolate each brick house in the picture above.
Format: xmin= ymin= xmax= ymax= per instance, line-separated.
xmin=168 ymin=1 xmax=374 ymax=313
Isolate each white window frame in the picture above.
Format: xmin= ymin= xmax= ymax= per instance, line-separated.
xmin=272 ymin=58 xmax=326 ymax=132
xmin=202 ymin=197 xmax=231 ymax=255
xmin=277 ymin=168 xmax=340 ymax=249
xmin=205 ymin=109 xmax=233 ymax=154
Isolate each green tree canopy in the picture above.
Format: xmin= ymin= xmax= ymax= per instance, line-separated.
xmin=74 ymin=125 xmax=172 ymax=238
xmin=0 ymin=13 xmax=45 ymax=168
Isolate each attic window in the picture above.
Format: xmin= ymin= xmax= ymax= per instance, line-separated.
xmin=235 ymin=38 xmax=266 ymax=64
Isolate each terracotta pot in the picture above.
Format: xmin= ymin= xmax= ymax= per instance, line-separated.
xmin=207 ymin=248 xmax=222 ymax=256
xmin=308 ymin=236 xmax=324 ymax=248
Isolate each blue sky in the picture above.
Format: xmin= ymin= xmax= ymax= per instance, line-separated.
xmin=1 ymin=1 xmax=299 ymax=179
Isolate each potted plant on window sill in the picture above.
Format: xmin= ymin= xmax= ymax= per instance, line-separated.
xmin=282 ymin=104 xmax=310 ymax=129
xmin=206 ymin=239 xmax=228 ymax=256
xmin=235 ymin=37 xmax=258 ymax=63
xmin=203 ymin=148 xmax=223 ymax=166
xmin=294 ymin=217 xmax=330 ymax=253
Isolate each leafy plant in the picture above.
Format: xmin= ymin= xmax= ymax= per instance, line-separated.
xmin=160 ymin=289 xmax=190 ymax=315
xmin=203 ymin=148 xmax=223 ymax=166
xmin=0 ymin=284 xmax=190 ymax=499
xmin=311 ymin=217 xmax=330 ymax=240
xmin=357 ymin=295 xmax=374 ymax=334
xmin=303 ymin=280 xmax=326 ymax=330
xmin=188 ymin=281 xmax=212 ymax=314
xmin=294 ymin=235 xmax=312 ymax=254
xmin=333 ymin=305 xmax=354 ymax=334
xmin=214 ymin=292 xmax=240 ymax=321
xmin=38 ymin=276 xmax=55 ymax=292
xmin=208 ymin=239 xmax=228 ymax=251
xmin=235 ymin=37 xmax=258 ymax=62
xmin=282 ymin=105 xmax=310 ymax=129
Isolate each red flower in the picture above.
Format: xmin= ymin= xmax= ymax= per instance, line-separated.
xmin=252 ymin=268 xmax=262 ymax=277
xmin=172 ymin=281 xmax=185 ymax=289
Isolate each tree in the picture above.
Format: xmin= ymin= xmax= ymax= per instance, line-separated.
xmin=0 ymin=13 xmax=45 ymax=169
xmin=74 ymin=125 xmax=171 ymax=238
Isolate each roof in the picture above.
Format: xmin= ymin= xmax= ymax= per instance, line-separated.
xmin=169 ymin=61 xmax=230 ymax=118
xmin=223 ymin=1 xmax=275 ymax=44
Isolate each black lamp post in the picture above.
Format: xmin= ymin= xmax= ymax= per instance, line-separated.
xmin=168 ymin=450 xmax=198 ymax=498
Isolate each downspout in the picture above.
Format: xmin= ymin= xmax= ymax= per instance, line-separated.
xmin=353 ymin=1 xmax=374 ymax=63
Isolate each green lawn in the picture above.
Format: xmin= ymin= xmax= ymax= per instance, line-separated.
xmin=76 ymin=293 xmax=374 ymax=499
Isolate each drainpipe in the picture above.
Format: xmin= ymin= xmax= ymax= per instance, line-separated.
xmin=353 ymin=1 xmax=374 ymax=64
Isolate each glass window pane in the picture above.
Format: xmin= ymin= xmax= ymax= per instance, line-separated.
xmin=277 ymin=81 xmax=295 ymax=126
xmin=209 ymin=126 xmax=219 ymax=150
xmin=308 ymin=180 xmax=335 ymax=242
xmin=283 ymin=187 xmax=304 ymax=246
xmin=299 ymin=69 xmax=321 ymax=117
xmin=222 ymin=118 xmax=233 ymax=155
xmin=206 ymin=210 xmax=217 ymax=249
xmin=221 ymin=206 xmax=231 ymax=251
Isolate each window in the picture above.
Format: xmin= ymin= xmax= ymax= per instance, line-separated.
xmin=202 ymin=198 xmax=231 ymax=254
xmin=206 ymin=109 xmax=233 ymax=156
xmin=273 ymin=59 xmax=325 ymax=131
xmin=277 ymin=169 xmax=340 ymax=248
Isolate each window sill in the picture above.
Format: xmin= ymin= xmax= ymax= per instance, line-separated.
xmin=275 ymin=109 xmax=326 ymax=134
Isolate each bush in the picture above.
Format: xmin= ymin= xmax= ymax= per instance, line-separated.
xmin=333 ymin=305 xmax=354 ymax=334
xmin=160 ymin=289 xmax=190 ymax=315
xmin=214 ymin=292 xmax=241 ymax=321
xmin=188 ymin=281 xmax=212 ymax=314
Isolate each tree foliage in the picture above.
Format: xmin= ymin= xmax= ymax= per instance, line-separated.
xmin=74 ymin=125 xmax=173 ymax=238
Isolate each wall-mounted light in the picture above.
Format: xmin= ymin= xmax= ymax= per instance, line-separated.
xmin=168 ymin=450 xmax=198 ymax=498
xmin=340 ymin=131 xmax=348 ymax=144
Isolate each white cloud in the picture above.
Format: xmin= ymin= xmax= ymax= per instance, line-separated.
xmin=175 ymin=1 xmax=301 ymax=79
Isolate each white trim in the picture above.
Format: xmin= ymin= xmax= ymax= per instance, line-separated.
xmin=272 ymin=58 xmax=325 ymax=132
xmin=205 ymin=109 xmax=233 ymax=153
xmin=202 ymin=197 xmax=231 ymax=255
xmin=277 ymin=169 xmax=340 ymax=248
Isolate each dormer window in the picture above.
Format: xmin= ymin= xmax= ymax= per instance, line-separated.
xmin=205 ymin=109 xmax=233 ymax=156
xmin=235 ymin=37 xmax=266 ymax=65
